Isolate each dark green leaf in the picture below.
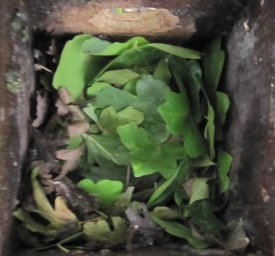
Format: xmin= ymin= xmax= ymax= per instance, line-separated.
xmin=215 ymin=91 xmax=230 ymax=140
xmin=204 ymin=103 xmax=215 ymax=159
xmin=148 ymin=160 xmax=189 ymax=207
xmin=187 ymin=200 xmax=223 ymax=237
xmin=150 ymin=215 xmax=210 ymax=249
xmin=203 ymin=37 xmax=225 ymax=98
xmin=83 ymin=133 xmax=130 ymax=165
xmin=217 ymin=150 xmax=232 ymax=193
xmin=82 ymin=157 xmax=127 ymax=183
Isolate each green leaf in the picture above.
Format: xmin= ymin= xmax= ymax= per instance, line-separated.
xmin=204 ymin=103 xmax=215 ymax=159
xmin=83 ymin=217 xmax=127 ymax=245
xmin=158 ymin=92 xmax=189 ymax=135
xmin=117 ymin=123 xmax=185 ymax=178
xmin=83 ymin=134 xmax=130 ymax=165
xmin=150 ymin=216 xmax=210 ymax=249
xmin=134 ymin=75 xmax=170 ymax=142
xmin=187 ymin=200 xmax=223 ymax=237
xmin=109 ymin=187 xmax=134 ymax=214
xmin=96 ymin=69 xmax=140 ymax=86
xmin=153 ymin=58 xmax=171 ymax=84
xmin=123 ymin=78 xmax=137 ymax=95
xmin=91 ymin=85 xmax=137 ymax=111
xmin=87 ymin=82 xmax=109 ymax=96
xmin=53 ymin=34 xmax=106 ymax=100
xmin=151 ymin=207 xmax=180 ymax=220
xmin=181 ymin=60 xmax=203 ymax=123
xmin=82 ymin=36 xmax=112 ymax=55
xmin=203 ymin=37 xmax=225 ymax=97
xmin=83 ymin=103 xmax=98 ymax=122
xmin=215 ymin=91 xmax=230 ymax=140
xmin=13 ymin=209 xmax=58 ymax=236
xmin=101 ymin=46 xmax=166 ymax=71
xmin=148 ymin=43 xmax=201 ymax=59
xmin=147 ymin=160 xmax=189 ymax=207
xmin=83 ymin=36 xmax=149 ymax=56
xmin=217 ymin=150 xmax=232 ymax=193
xmin=167 ymin=65 xmax=207 ymax=158
xmin=77 ymin=178 xmax=123 ymax=206
xmin=189 ymin=178 xmax=209 ymax=204
xmin=97 ymin=106 xmax=144 ymax=134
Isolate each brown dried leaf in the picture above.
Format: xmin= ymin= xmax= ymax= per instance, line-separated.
xmin=58 ymin=88 xmax=73 ymax=105
xmin=32 ymin=91 xmax=48 ymax=128
xmin=55 ymin=98 xmax=70 ymax=116
xmin=67 ymin=120 xmax=90 ymax=137
xmin=67 ymin=105 xmax=86 ymax=121
xmin=54 ymin=145 xmax=84 ymax=180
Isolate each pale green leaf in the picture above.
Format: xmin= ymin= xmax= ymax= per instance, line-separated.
xmin=96 ymin=69 xmax=140 ymax=86
xmin=77 ymin=178 xmax=123 ymax=206
xmin=217 ymin=150 xmax=232 ymax=193
xmin=97 ymin=106 xmax=144 ymax=134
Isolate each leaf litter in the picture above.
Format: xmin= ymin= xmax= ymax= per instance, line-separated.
xmin=14 ymin=35 xmax=248 ymax=253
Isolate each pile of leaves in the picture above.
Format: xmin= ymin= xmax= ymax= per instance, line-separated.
xmin=14 ymin=35 xmax=249 ymax=252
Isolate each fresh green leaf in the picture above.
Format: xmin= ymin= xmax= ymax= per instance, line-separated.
xmin=83 ymin=133 xmax=130 ymax=165
xmin=215 ymin=91 xmax=230 ymax=140
xmin=87 ymin=82 xmax=109 ymax=96
xmin=204 ymin=103 xmax=215 ymax=159
xmin=189 ymin=178 xmax=209 ymax=204
xmin=53 ymin=34 xmax=106 ymax=100
xmin=148 ymin=43 xmax=201 ymax=59
xmin=83 ymin=217 xmax=127 ymax=245
xmin=151 ymin=206 xmax=180 ymax=220
xmin=96 ymin=69 xmax=140 ymax=86
xmin=217 ymin=150 xmax=232 ymax=193
xmin=153 ymin=58 xmax=171 ymax=84
xmin=150 ymin=216 xmax=210 ymax=249
xmin=168 ymin=64 xmax=207 ymax=158
xmin=83 ymin=36 xmax=149 ymax=56
xmin=123 ymin=78 xmax=137 ymax=95
xmin=203 ymin=37 xmax=225 ymax=98
xmin=158 ymin=91 xmax=189 ymax=135
xmin=97 ymin=106 xmax=144 ymax=134
xmin=134 ymin=75 xmax=170 ymax=142
xmin=77 ymin=178 xmax=123 ymax=206
xmin=117 ymin=123 xmax=185 ymax=178
xmin=91 ymin=85 xmax=137 ymax=111
xmin=147 ymin=160 xmax=189 ymax=207
xmin=82 ymin=36 xmax=112 ymax=55
xmin=83 ymin=103 xmax=98 ymax=122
